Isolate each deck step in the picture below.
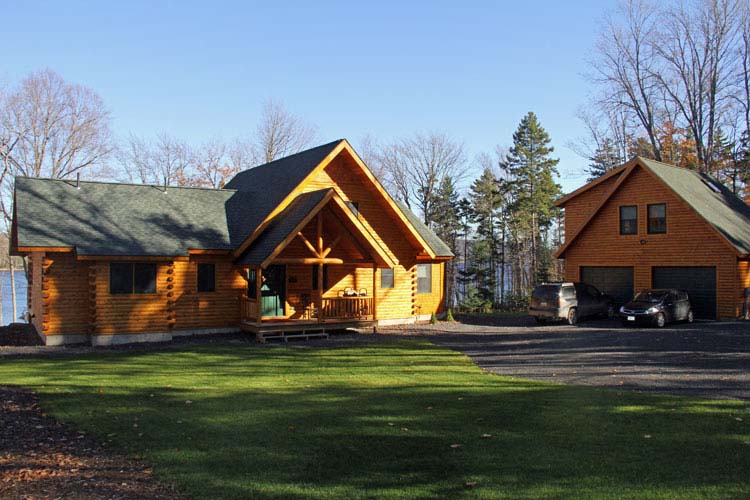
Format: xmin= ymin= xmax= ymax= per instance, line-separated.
xmin=255 ymin=329 xmax=330 ymax=344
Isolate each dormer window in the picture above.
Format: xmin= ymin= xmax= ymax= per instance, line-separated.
xmin=648 ymin=204 xmax=667 ymax=234
xmin=619 ymin=205 xmax=638 ymax=235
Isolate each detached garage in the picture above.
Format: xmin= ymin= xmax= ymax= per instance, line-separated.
xmin=555 ymin=156 xmax=750 ymax=320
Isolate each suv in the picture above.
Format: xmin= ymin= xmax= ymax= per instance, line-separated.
xmin=529 ymin=282 xmax=614 ymax=325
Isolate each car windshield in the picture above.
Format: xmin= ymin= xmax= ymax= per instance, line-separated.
xmin=532 ymin=285 xmax=560 ymax=300
xmin=633 ymin=291 xmax=668 ymax=303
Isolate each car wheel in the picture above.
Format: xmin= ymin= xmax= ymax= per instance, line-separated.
xmin=567 ymin=308 xmax=578 ymax=325
xmin=655 ymin=312 xmax=666 ymax=328
xmin=687 ymin=310 xmax=694 ymax=323
xmin=606 ymin=304 xmax=615 ymax=319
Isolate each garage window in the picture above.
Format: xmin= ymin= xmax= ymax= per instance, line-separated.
xmin=648 ymin=203 xmax=667 ymax=234
xmin=619 ymin=205 xmax=638 ymax=235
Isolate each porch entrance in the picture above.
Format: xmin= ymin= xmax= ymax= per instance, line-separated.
xmin=261 ymin=264 xmax=286 ymax=317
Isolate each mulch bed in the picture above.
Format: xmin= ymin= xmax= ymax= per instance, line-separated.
xmin=0 ymin=323 xmax=44 ymax=346
xmin=0 ymin=386 xmax=184 ymax=500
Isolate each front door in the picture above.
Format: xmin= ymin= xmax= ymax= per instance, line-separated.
xmin=261 ymin=265 xmax=286 ymax=317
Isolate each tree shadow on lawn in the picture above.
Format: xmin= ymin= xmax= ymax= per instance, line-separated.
xmin=2 ymin=342 xmax=749 ymax=500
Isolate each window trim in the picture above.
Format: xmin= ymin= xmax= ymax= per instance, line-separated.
xmin=619 ymin=205 xmax=638 ymax=235
xmin=380 ymin=268 xmax=394 ymax=289
xmin=417 ymin=263 xmax=432 ymax=294
xmin=647 ymin=203 xmax=667 ymax=234
xmin=109 ymin=262 xmax=157 ymax=295
xmin=197 ymin=263 xmax=216 ymax=293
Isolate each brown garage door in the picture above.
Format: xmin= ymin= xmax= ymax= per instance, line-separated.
xmin=652 ymin=266 xmax=716 ymax=319
xmin=580 ymin=266 xmax=634 ymax=306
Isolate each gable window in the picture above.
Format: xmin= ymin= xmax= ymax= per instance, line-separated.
xmin=619 ymin=205 xmax=638 ymax=235
xmin=197 ymin=263 xmax=216 ymax=292
xmin=417 ymin=264 xmax=432 ymax=294
xmin=381 ymin=268 xmax=394 ymax=289
xmin=110 ymin=263 xmax=157 ymax=294
xmin=648 ymin=203 xmax=667 ymax=234
xmin=247 ymin=268 xmax=257 ymax=299
xmin=311 ymin=264 xmax=329 ymax=290
xmin=346 ymin=201 xmax=359 ymax=218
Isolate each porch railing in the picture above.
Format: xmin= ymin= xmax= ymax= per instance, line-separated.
xmin=321 ymin=296 xmax=374 ymax=320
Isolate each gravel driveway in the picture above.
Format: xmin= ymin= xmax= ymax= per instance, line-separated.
xmin=411 ymin=317 xmax=750 ymax=400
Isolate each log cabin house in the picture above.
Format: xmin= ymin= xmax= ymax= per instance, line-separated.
xmin=555 ymin=156 xmax=750 ymax=320
xmin=11 ymin=140 xmax=453 ymax=345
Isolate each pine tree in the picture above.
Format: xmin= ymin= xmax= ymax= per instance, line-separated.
xmin=468 ymin=167 xmax=503 ymax=305
xmin=431 ymin=176 xmax=461 ymax=308
xmin=501 ymin=112 xmax=562 ymax=290
xmin=585 ymin=138 xmax=620 ymax=182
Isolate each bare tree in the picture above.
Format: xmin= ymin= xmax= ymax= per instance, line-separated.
xmin=0 ymin=68 xmax=112 ymax=218
xmin=117 ymin=132 xmax=193 ymax=186
xmin=592 ymin=0 xmax=665 ymax=161
xmin=375 ymin=132 xmax=468 ymax=224
xmin=192 ymin=138 xmax=238 ymax=188
xmin=654 ymin=0 xmax=743 ymax=171
xmin=254 ymin=99 xmax=316 ymax=163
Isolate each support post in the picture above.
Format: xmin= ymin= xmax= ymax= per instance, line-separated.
xmin=316 ymin=213 xmax=324 ymax=322
xmin=372 ymin=262 xmax=377 ymax=323
xmin=256 ymin=266 xmax=263 ymax=326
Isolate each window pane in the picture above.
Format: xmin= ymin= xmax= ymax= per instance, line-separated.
xmin=248 ymin=268 xmax=257 ymax=299
xmin=133 ymin=263 xmax=157 ymax=294
xmin=311 ymin=264 xmax=318 ymax=290
xmin=619 ymin=205 xmax=637 ymax=235
xmin=381 ymin=268 xmax=394 ymax=289
xmin=109 ymin=263 xmax=133 ymax=294
xmin=648 ymin=204 xmax=667 ymax=234
xmin=197 ymin=263 xmax=216 ymax=292
xmin=417 ymin=264 xmax=432 ymax=294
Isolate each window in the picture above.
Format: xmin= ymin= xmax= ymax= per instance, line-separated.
xmin=311 ymin=264 xmax=329 ymax=290
xmin=197 ymin=263 xmax=215 ymax=292
xmin=381 ymin=268 xmax=394 ymax=289
xmin=648 ymin=203 xmax=667 ymax=234
xmin=417 ymin=264 xmax=432 ymax=294
xmin=109 ymin=263 xmax=157 ymax=294
xmin=619 ymin=205 xmax=638 ymax=235
xmin=346 ymin=201 xmax=359 ymax=217
xmin=247 ymin=268 xmax=257 ymax=299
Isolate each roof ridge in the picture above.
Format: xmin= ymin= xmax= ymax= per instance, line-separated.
xmin=15 ymin=176 xmax=238 ymax=193
xmin=240 ymin=139 xmax=345 ymax=174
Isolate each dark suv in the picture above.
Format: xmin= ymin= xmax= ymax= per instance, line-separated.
xmin=529 ymin=282 xmax=614 ymax=325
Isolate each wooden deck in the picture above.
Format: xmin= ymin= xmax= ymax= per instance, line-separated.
xmin=240 ymin=318 xmax=377 ymax=343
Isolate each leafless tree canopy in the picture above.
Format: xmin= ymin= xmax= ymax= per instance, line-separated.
xmin=370 ymin=132 xmax=468 ymax=224
xmin=254 ymin=99 xmax=317 ymax=163
xmin=0 ymin=68 xmax=112 ymax=219
xmin=585 ymin=0 xmax=750 ymax=175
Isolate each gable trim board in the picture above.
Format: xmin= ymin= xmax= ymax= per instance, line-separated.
xmin=556 ymin=156 xmax=750 ymax=319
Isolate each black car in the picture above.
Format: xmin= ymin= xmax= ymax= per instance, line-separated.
xmin=619 ymin=289 xmax=694 ymax=327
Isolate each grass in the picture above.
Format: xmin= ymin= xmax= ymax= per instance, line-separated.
xmin=0 ymin=339 xmax=748 ymax=499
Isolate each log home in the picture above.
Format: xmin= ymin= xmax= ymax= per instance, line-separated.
xmin=555 ymin=156 xmax=750 ymax=320
xmin=11 ymin=140 xmax=453 ymax=345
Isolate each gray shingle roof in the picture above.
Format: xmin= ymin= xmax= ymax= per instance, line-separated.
xmin=14 ymin=139 xmax=455 ymax=260
xmin=393 ymin=199 xmax=454 ymax=257
xmin=639 ymin=157 xmax=750 ymax=255
xmin=236 ymin=189 xmax=331 ymax=266
xmin=14 ymin=177 xmax=239 ymax=255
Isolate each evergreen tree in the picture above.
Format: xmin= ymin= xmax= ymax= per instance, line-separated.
xmin=501 ymin=112 xmax=562 ymax=290
xmin=431 ymin=176 xmax=461 ymax=308
xmin=467 ymin=167 xmax=503 ymax=305
xmin=585 ymin=138 xmax=620 ymax=182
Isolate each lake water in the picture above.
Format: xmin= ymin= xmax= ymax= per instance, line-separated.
xmin=1 ymin=270 xmax=28 ymax=325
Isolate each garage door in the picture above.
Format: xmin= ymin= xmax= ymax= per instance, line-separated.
xmin=580 ymin=266 xmax=634 ymax=305
xmin=652 ymin=266 xmax=716 ymax=319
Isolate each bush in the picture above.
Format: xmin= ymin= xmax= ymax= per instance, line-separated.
xmin=445 ymin=309 xmax=455 ymax=322
xmin=430 ymin=313 xmax=438 ymax=324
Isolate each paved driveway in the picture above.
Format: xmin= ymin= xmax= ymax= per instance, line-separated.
xmin=422 ymin=317 xmax=750 ymax=400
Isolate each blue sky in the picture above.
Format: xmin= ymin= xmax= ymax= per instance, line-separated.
xmin=3 ymin=0 xmax=614 ymax=194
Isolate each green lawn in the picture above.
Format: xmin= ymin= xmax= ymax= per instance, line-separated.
xmin=1 ymin=340 xmax=748 ymax=499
